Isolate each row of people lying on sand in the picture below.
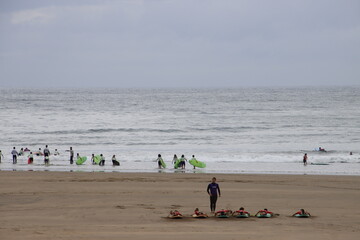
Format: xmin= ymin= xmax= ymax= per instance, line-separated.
xmin=169 ymin=208 xmax=311 ymax=218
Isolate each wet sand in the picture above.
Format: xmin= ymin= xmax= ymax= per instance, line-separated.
xmin=0 ymin=171 xmax=359 ymax=240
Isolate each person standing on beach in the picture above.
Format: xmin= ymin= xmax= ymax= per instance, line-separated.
xmin=0 ymin=150 xmax=4 ymax=163
xmin=303 ymin=153 xmax=308 ymax=166
xmin=207 ymin=177 xmax=221 ymax=213
xmin=11 ymin=147 xmax=18 ymax=164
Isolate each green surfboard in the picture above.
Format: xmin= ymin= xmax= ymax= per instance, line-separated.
xmin=159 ymin=158 xmax=166 ymax=168
xmin=174 ymin=159 xmax=182 ymax=169
xmin=189 ymin=158 xmax=206 ymax=168
xmin=94 ymin=155 xmax=101 ymax=164
xmin=76 ymin=156 xmax=87 ymax=165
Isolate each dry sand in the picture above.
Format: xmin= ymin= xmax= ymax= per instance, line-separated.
xmin=0 ymin=171 xmax=359 ymax=240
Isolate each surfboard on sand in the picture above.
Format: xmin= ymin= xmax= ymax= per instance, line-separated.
xmin=256 ymin=213 xmax=272 ymax=218
xmin=189 ymin=158 xmax=206 ymax=168
xmin=192 ymin=214 xmax=208 ymax=218
xmin=294 ymin=214 xmax=310 ymax=218
xmin=76 ymin=156 xmax=87 ymax=165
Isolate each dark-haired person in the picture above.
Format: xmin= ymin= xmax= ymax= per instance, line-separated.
xmin=303 ymin=153 xmax=308 ymax=166
xmin=11 ymin=147 xmax=18 ymax=164
xmin=157 ymin=154 xmax=164 ymax=169
xmin=207 ymin=177 xmax=221 ymax=213
xmin=179 ymin=154 xmax=187 ymax=169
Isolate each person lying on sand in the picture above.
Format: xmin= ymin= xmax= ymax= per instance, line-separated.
xmin=232 ymin=207 xmax=250 ymax=216
xmin=193 ymin=208 xmax=208 ymax=217
xmin=215 ymin=209 xmax=232 ymax=217
xmin=169 ymin=210 xmax=182 ymax=217
xmin=292 ymin=209 xmax=311 ymax=217
xmin=255 ymin=208 xmax=273 ymax=217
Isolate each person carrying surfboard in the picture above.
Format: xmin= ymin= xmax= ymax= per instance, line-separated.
xmin=28 ymin=152 xmax=34 ymax=164
xmin=207 ymin=177 xmax=221 ymax=213
xmin=157 ymin=154 xmax=164 ymax=169
xmin=179 ymin=154 xmax=187 ymax=169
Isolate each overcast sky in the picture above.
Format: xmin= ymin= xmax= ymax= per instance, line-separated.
xmin=0 ymin=0 xmax=359 ymax=88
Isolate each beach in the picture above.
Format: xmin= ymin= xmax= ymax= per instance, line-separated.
xmin=0 ymin=172 xmax=359 ymax=240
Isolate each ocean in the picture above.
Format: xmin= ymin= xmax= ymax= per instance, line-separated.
xmin=0 ymin=87 xmax=359 ymax=175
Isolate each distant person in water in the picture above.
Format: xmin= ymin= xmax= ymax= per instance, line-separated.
xmin=157 ymin=154 xmax=164 ymax=169
xmin=190 ymin=155 xmax=197 ymax=169
xmin=66 ymin=147 xmax=74 ymax=164
xmin=0 ymin=150 xmax=4 ymax=163
xmin=180 ymin=154 xmax=187 ymax=169
xmin=303 ymin=153 xmax=308 ymax=166
xmin=44 ymin=155 xmax=50 ymax=165
xmin=43 ymin=145 xmax=50 ymax=163
xmin=112 ymin=155 xmax=120 ymax=166
xmin=319 ymin=147 xmax=326 ymax=152
xmin=207 ymin=177 xmax=221 ymax=213
xmin=19 ymin=148 xmax=24 ymax=156
xmin=54 ymin=149 xmax=60 ymax=156
xmin=172 ymin=154 xmax=178 ymax=166
xmin=350 ymin=152 xmax=353 ymax=155
xmin=91 ymin=154 xmax=95 ymax=164
xmin=28 ymin=152 xmax=34 ymax=164
xmin=11 ymin=147 xmax=18 ymax=164
xmin=99 ymin=154 xmax=105 ymax=166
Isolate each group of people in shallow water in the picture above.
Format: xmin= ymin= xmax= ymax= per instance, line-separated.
xmin=2 ymin=146 xmax=121 ymax=166
xmin=169 ymin=177 xmax=311 ymax=219
xmin=156 ymin=154 xmax=199 ymax=169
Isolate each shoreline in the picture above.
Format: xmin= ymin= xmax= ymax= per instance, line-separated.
xmin=0 ymin=171 xmax=359 ymax=240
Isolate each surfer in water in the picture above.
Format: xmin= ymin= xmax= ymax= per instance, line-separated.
xmin=112 ymin=155 xmax=120 ymax=166
xmin=0 ymin=150 xmax=4 ymax=163
xmin=157 ymin=154 xmax=164 ymax=169
xmin=11 ymin=147 xmax=18 ymax=164
xmin=99 ymin=154 xmax=105 ymax=166
xmin=180 ymin=154 xmax=187 ymax=169
xmin=303 ymin=153 xmax=308 ymax=166
xmin=28 ymin=152 xmax=34 ymax=164
xmin=54 ymin=149 xmax=60 ymax=156
xmin=190 ymin=155 xmax=197 ymax=169
xmin=172 ymin=154 xmax=178 ymax=164
xmin=43 ymin=145 xmax=50 ymax=162
xmin=66 ymin=147 xmax=74 ymax=164
xmin=207 ymin=177 xmax=221 ymax=213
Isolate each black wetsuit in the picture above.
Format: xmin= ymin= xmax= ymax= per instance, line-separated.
xmin=207 ymin=182 xmax=221 ymax=212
